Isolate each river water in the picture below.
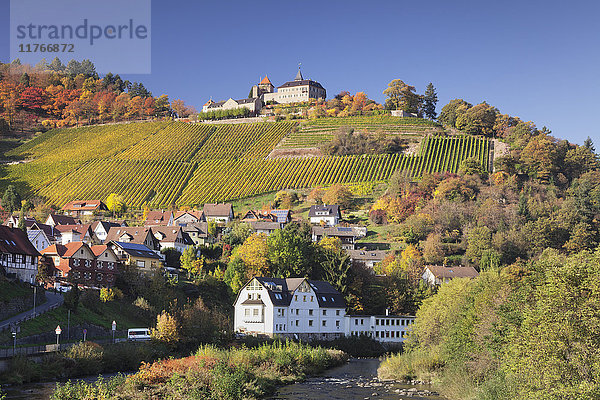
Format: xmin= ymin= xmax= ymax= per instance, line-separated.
xmin=271 ymin=358 xmax=445 ymax=400
xmin=3 ymin=358 xmax=444 ymax=399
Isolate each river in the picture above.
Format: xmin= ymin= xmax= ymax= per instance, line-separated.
xmin=271 ymin=358 xmax=444 ymax=400
xmin=3 ymin=358 xmax=443 ymax=399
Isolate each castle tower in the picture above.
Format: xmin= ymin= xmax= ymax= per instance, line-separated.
xmin=258 ymin=75 xmax=274 ymax=94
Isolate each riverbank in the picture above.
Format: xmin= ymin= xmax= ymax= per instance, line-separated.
xmin=50 ymin=341 xmax=347 ymax=399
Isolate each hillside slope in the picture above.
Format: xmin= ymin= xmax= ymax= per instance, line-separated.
xmin=6 ymin=117 xmax=490 ymax=208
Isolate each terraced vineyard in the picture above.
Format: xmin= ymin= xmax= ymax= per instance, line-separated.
xmin=301 ymin=115 xmax=443 ymax=134
xmin=6 ymin=118 xmax=490 ymax=208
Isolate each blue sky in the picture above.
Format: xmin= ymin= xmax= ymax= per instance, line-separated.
xmin=0 ymin=0 xmax=598 ymax=145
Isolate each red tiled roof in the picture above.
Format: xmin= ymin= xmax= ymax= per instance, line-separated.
xmin=62 ymin=200 xmax=106 ymax=211
xmin=90 ymin=244 xmax=109 ymax=257
xmin=203 ymin=203 xmax=233 ymax=217
xmin=260 ymin=75 xmax=272 ymax=85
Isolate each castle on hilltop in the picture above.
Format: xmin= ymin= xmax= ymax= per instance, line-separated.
xmin=202 ymin=67 xmax=326 ymax=115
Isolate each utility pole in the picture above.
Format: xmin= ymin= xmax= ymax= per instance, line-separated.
xmin=32 ymin=284 xmax=37 ymax=317
xmin=67 ymin=309 xmax=71 ymax=340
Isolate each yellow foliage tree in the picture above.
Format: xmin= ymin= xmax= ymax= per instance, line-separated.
xmin=319 ymin=236 xmax=341 ymax=252
xmin=151 ymin=311 xmax=179 ymax=344
xmin=106 ymin=193 xmax=127 ymax=214
xmin=237 ymin=233 xmax=270 ymax=276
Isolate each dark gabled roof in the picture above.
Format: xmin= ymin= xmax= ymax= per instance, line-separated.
xmin=0 ymin=225 xmax=40 ymax=256
xmin=30 ymin=222 xmax=58 ymax=240
xmin=248 ymin=221 xmax=281 ymax=231
xmin=47 ymin=214 xmax=78 ymax=226
xmin=312 ymin=226 xmax=360 ymax=238
xmin=347 ymin=249 xmax=388 ymax=261
xmin=242 ymin=277 xmax=345 ymax=309
xmin=236 ymin=98 xmax=256 ymax=104
xmin=111 ymin=241 xmax=160 ymax=259
xmin=278 ymin=79 xmax=325 ymax=90
xmin=308 ymin=204 xmax=340 ymax=218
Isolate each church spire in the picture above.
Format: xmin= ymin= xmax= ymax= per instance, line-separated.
xmin=295 ymin=64 xmax=303 ymax=81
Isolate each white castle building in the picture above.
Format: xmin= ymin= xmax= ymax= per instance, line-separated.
xmin=234 ymin=277 xmax=415 ymax=342
xmin=203 ymin=68 xmax=326 ymax=115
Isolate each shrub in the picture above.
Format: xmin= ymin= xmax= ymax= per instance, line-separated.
xmin=64 ymin=341 xmax=104 ymax=376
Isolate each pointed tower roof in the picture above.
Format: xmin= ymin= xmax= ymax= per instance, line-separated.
xmin=260 ymin=75 xmax=272 ymax=85
xmin=294 ymin=68 xmax=303 ymax=81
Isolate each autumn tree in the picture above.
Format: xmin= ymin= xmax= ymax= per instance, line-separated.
xmin=106 ymin=193 xmax=127 ymax=214
xmin=383 ymin=79 xmax=421 ymax=114
xmin=151 ymin=310 xmax=179 ymax=344
xmin=455 ymin=102 xmax=498 ymax=136
xmin=438 ymin=99 xmax=471 ymax=128
xmin=322 ymin=184 xmax=353 ymax=209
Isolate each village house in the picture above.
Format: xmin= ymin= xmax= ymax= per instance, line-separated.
xmin=311 ymin=226 xmax=367 ymax=250
xmin=105 ymin=226 xmax=160 ymax=252
xmin=109 ymin=241 xmax=162 ymax=276
xmin=41 ymin=242 xmax=119 ymax=289
xmin=347 ymin=249 xmax=388 ymax=269
xmin=180 ymin=222 xmax=214 ymax=246
xmin=54 ymin=224 xmax=95 ymax=245
xmin=172 ymin=210 xmax=205 ymax=226
xmin=248 ymin=221 xmax=282 ymax=236
xmin=203 ymin=203 xmax=234 ymax=224
xmin=144 ymin=210 xmax=174 ymax=227
xmin=151 ymin=226 xmax=194 ymax=253
xmin=91 ymin=221 xmax=124 ymax=243
xmin=0 ymin=225 xmax=40 ymax=284
xmin=308 ymin=205 xmax=341 ymax=226
xmin=4 ymin=215 xmax=37 ymax=229
xmin=62 ymin=200 xmax=108 ymax=218
xmin=234 ymin=277 xmax=414 ymax=343
xmin=242 ymin=209 xmax=291 ymax=225
xmin=27 ymin=229 xmax=51 ymax=252
xmin=29 ymin=222 xmax=59 ymax=244
xmin=422 ymin=265 xmax=479 ymax=286
xmin=45 ymin=214 xmax=78 ymax=227
xmin=234 ymin=277 xmax=346 ymax=341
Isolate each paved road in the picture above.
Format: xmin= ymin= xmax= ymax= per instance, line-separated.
xmin=0 ymin=290 xmax=64 ymax=331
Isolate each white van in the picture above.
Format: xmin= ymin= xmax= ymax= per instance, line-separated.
xmin=127 ymin=328 xmax=151 ymax=341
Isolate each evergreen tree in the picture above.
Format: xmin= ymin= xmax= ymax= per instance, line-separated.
xmin=1 ymin=185 xmax=21 ymax=213
xmin=48 ymin=57 xmax=65 ymax=72
xmin=19 ymin=73 xmax=30 ymax=87
xmin=423 ymin=82 xmax=438 ymax=120
xmin=584 ymin=136 xmax=596 ymax=153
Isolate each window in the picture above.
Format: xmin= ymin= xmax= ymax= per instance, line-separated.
xmin=354 ymin=319 xmax=358 ymax=325
xmin=72 ymin=271 xmax=80 ymax=279
xmin=303 ymin=295 xmax=306 ymax=302
xmin=245 ymin=309 xmax=250 ymax=316
xmin=308 ymin=320 xmax=313 ymax=327
xmin=335 ymin=320 xmax=340 ymax=327
xmin=73 ymin=259 xmax=80 ymax=267
xmin=97 ymin=273 xmax=103 ymax=281
xmin=137 ymin=260 xmax=145 ymax=268
xmin=386 ymin=319 xmax=390 ymax=326
xmin=296 ymin=320 xmax=299 ymax=326
xmin=310 ymin=296 xmax=314 ymax=302
xmin=376 ymin=331 xmax=380 ymax=338
xmin=294 ymin=295 xmax=298 ymax=301
xmin=322 ymin=320 xmax=327 ymax=327
xmin=253 ymin=309 xmax=259 ymax=316
xmin=277 ymin=308 xmax=285 ymax=317
xmin=375 ymin=319 xmax=379 ymax=325
xmin=308 ymin=309 xmax=313 ymax=316
xmin=84 ymin=272 xmax=91 ymax=280
xmin=248 ymin=293 xmax=251 ymax=299
xmin=336 ymin=310 xmax=340 ymax=316
xmin=322 ymin=310 xmax=326 ymax=316
xmin=361 ymin=319 xmax=364 ymax=325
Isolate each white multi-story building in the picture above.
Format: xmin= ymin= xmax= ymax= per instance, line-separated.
xmin=234 ymin=277 xmax=415 ymax=342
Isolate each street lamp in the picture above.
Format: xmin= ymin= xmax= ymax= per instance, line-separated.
xmin=112 ymin=320 xmax=116 ymax=343
xmin=11 ymin=325 xmax=20 ymax=356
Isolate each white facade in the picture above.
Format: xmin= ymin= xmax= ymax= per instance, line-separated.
xmin=234 ymin=277 xmax=414 ymax=342
xmin=345 ymin=315 xmax=415 ymax=343
xmin=309 ymin=215 xmax=338 ymax=226
xmin=234 ymin=278 xmax=346 ymax=340
xmin=3 ymin=254 xmax=38 ymax=284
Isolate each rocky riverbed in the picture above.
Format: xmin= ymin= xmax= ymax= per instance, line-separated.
xmin=271 ymin=358 xmax=444 ymax=400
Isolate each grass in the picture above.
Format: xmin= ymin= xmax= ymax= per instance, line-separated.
xmin=0 ymin=279 xmax=31 ymax=303
xmin=0 ymin=299 xmax=148 ymax=345
xmin=51 ymin=341 xmax=348 ymax=400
